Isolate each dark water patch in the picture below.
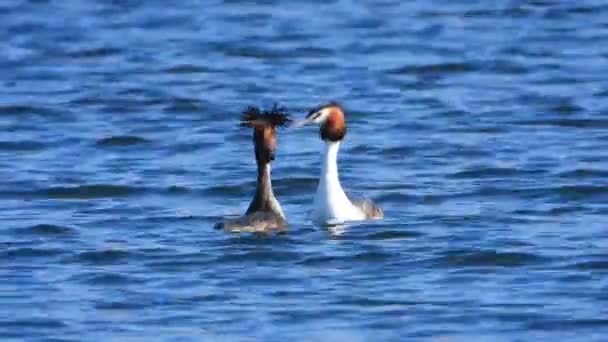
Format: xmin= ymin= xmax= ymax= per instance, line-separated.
xmin=351 ymin=250 xmax=394 ymax=262
xmin=300 ymin=61 xmax=339 ymax=72
xmin=484 ymin=59 xmax=530 ymax=75
xmin=168 ymin=142 xmax=207 ymax=154
xmin=166 ymin=185 xmax=191 ymax=194
xmin=557 ymin=185 xmax=608 ymax=200
xmin=213 ymin=44 xmax=292 ymax=60
xmin=567 ymin=260 xmax=608 ymax=271
xmin=548 ymin=205 xmax=585 ymax=215
xmin=94 ymin=300 xmax=151 ymax=310
xmin=67 ymin=46 xmax=122 ymax=59
xmin=296 ymin=255 xmax=341 ymax=266
xmin=216 ymin=250 xmax=301 ymax=263
xmin=349 ymin=144 xmax=381 ymax=154
xmin=266 ymin=31 xmax=322 ymax=43
xmin=224 ymin=274 xmax=301 ymax=287
xmin=386 ymin=62 xmax=476 ymax=76
xmin=0 ymin=104 xmax=62 ymax=117
xmin=432 ymin=249 xmax=546 ymax=268
xmin=491 ymin=238 xmax=536 ymax=248
xmin=163 ymin=64 xmax=217 ymax=74
xmin=390 ymin=118 xmax=438 ymax=131
xmin=74 ymin=249 xmax=136 ymax=265
xmin=544 ymin=4 xmax=608 ymax=19
xmin=595 ymin=89 xmax=608 ymax=97
xmin=0 ymin=318 xmax=67 ymax=329
xmin=116 ymin=87 xmax=166 ymax=100
xmin=570 ymin=4 xmax=608 ymax=14
xmin=0 ymin=184 xmax=189 ymax=202
xmin=44 ymin=184 xmax=142 ymax=199
xmin=516 ymin=93 xmax=570 ymax=108
xmin=291 ymin=46 xmax=334 ymax=58
xmin=448 ymin=167 xmax=535 ymax=179
xmin=68 ymin=96 xmax=104 ymax=106
xmin=163 ymin=97 xmax=207 ymax=113
xmin=511 ymin=118 xmax=608 ymax=128
xmin=417 ymin=186 xmax=548 ymax=203
xmin=444 ymin=125 xmax=510 ymax=134
xmin=552 ymin=100 xmax=584 ymax=114
xmin=380 ymin=145 xmax=417 ymax=158
xmin=70 ymin=95 xmax=163 ymax=109
xmin=139 ymin=213 xmax=204 ymax=224
xmin=554 ymin=273 xmax=592 ymax=283
xmin=0 ymin=140 xmax=46 ymax=151
xmin=472 ymin=185 xmax=605 ymax=201
xmin=1 ymin=247 xmax=65 ymax=259
xmin=450 ymin=147 xmax=492 ymax=158
xmin=203 ymin=183 xmax=251 ymax=196
xmin=137 ymin=11 xmax=193 ymax=29
xmin=270 ymin=308 xmax=360 ymax=326
xmin=434 ymin=109 xmax=469 ymax=118
xmin=416 ymin=24 xmax=444 ymax=38
xmin=375 ymin=192 xmax=409 ymax=203
xmin=75 ymin=271 xmax=143 ymax=285
xmin=144 ymin=258 xmax=215 ymax=272
xmin=101 ymin=103 xmax=151 ymax=114
xmin=96 ymin=135 xmax=148 ymax=147
xmin=332 ymin=295 xmax=422 ymax=308
xmin=16 ymin=224 xmax=77 ymax=237
xmin=485 ymin=311 xmax=550 ymax=325
xmin=532 ymin=76 xmax=588 ymax=86
xmin=556 ymin=168 xmax=608 ymax=179
xmin=366 ymin=230 xmax=422 ymax=240
xmin=462 ymin=9 xmax=499 ymax=18
xmin=527 ymin=318 xmax=608 ymax=330
xmin=298 ymin=251 xmax=393 ymax=266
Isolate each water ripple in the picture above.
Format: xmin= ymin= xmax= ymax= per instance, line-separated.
xmin=96 ymin=136 xmax=148 ymax=147
xmin=74 ymin=249 xmax=137 ymax=265
xmin=432 ymin=249 xmax=548 ymax=268
xmin=15 ymin=224 xmax=78 ymax=237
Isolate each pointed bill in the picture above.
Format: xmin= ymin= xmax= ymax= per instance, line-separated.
xmin=290 ymin=118 xmax=313 ymax=128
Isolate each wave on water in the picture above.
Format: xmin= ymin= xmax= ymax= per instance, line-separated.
xmin=96 ymin=135 xmax=148 ymax=147
xmin=14 ymin=224 xmax=78 ymax=237
xmin=431 ymin=249 xmax=548 ymax=268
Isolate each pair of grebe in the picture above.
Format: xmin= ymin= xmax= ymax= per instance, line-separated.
xmin=216 ymin=102 xmax=383 ymax=232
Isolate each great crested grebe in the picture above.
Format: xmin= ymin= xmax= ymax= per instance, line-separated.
xmin=215 ymin=105 xmax=291 ymax=233
xmin=294 ymin=102 xmax=383 ymax=225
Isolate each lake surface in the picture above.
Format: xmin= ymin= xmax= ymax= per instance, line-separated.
xmin=1 ymin=0 xmax=608 ymax=340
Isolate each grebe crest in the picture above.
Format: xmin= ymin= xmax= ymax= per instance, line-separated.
xmin=215 ymin=104 xmax=291 ymax=233
xmin=295 ymin=102 xmax=383 ymax=225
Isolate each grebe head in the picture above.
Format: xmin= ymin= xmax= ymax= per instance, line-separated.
xmin=241 ymin=104 xmax=291 ymax=164
xmin=293 ymin=102 xmax=346 ymax=142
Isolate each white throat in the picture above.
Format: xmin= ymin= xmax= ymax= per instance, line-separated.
xmin=322 ymin=141 xmax=341 ymax=184
xmin=312 ymin=141 xmax=365 ymax=225
xmin=263 ymin=164 xmax=286 ymax=219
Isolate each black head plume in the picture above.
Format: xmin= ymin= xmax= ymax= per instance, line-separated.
xmin=241 ymin=104 xmax=291 ymax=128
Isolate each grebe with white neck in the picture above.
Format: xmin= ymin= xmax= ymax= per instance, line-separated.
xmin=294 ymin=102 xmax=383 ymax=225
xmin=215 ymin=105 xmax=290 ymax=233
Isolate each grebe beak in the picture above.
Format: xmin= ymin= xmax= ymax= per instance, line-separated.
xmin=290 ymin=117 xmax=314 ymax=128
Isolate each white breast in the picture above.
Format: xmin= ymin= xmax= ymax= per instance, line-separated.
xmin=312 ymin=141 xmax=365 ymax=225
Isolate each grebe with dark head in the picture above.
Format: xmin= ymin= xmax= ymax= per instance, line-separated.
xmin=294 ymin=102 xmax=383 ymax=225
xmin=215 ymin=105 xmax=291 ymax=233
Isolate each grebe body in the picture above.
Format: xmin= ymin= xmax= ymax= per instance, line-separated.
xmin=295 ymin=102 xmax=383 ymax=225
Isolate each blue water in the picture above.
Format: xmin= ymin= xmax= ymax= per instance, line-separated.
xmin=2 ymin=0 xmax=608 ymax=340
